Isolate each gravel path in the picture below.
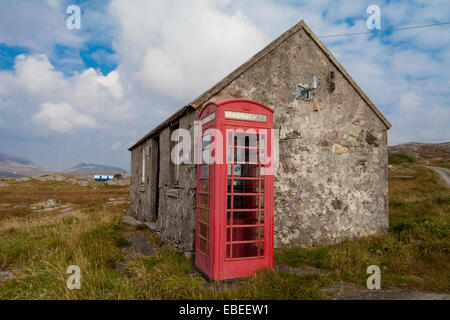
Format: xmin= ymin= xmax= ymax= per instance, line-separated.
xmin=427 ymin=166 xmax=450 ymax=185
xmin=325 ymin=283 xmax=450 ymax=300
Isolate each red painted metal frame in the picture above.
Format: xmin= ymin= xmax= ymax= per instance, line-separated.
xmin=195 ymin=99 xmax=274 ymax=281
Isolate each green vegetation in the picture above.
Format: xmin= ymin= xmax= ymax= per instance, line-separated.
xmin=0 ymin=166 xmax=448 ymax=299
xmin=277 ymin=165 xmax=449 ymax=293
xmin=388 ymin=153 xmax=415 ymax=164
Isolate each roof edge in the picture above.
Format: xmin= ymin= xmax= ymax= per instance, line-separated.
xmin=299 ymin=22 xmax=392 ymax=129
xmin=189 ymin=20 xmax=307 ymax=109
xmin=129 ymin=19 xmax=391 ymax=151
xmin=190 ymin=20 xmax=391 ymax=129
xmin=128 ymin=20 xmax=308 ymax=151
xmin=128 ymin=105 xmax=194 ymax=151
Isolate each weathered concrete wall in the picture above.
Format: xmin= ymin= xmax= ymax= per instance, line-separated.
xmin=130 ymin=137 xmax=159 ymax=222
xmin=204 ymin=27 xmax=389 ymax=247
xmin=129 ymin=146 xmax=139 ymax=218
xmin=155 ymin=112 xmax=198 ymax=251
xmin=130 ymin=144 xmax=149 ymax=221
xmin=129 ymin=121 xmax=196 ymax=250
xmin=130 ymin=26 xmax=389 ymax=251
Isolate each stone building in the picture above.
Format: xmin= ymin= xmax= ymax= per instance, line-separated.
xmin=128 ymin=20 xmax=391 ymax=252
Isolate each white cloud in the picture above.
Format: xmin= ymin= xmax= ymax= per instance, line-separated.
xmin=387 ymin=91 xmax=450 ymax=145
xmin=305 ymin=1 xmax=450 ymax=145
xmin=111 ymin=141 xmax=122 ymax=151
xmin=0 ymin=54 xmax=135 ymax=134
xmin=106 ymin=0 xmax=449 ymax=146
xmin=0 ymin=0 xmax=83 ymax=51
xmin=45 ymin=0 xmax=61 ymax=10
xmin=109 ymin=0 xmax=268 ymax=102
xmin=33 ymin=102 xmax=97 ymax=133
xmin=397 ymin=92 xmax=421 ymax=113
xmin=1 ymin=0 xmax=449 ymax=171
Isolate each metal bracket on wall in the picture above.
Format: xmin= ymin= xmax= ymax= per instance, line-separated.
xmin=296 ymin=75 xmax=317 ymax=101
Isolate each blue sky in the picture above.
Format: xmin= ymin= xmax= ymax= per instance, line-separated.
xmin=0 ymin=0 xmax=449 ymax=171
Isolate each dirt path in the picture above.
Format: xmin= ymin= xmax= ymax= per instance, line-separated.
xmin=325 ymin=282 xmax=450 ymax=300
xmin=427 ymin=166 xmax=450 ymax=185
xmin=115 ymin=228 xmax=156 ymax=274
xmin=275 ymin=266 xmax=450 ymax=300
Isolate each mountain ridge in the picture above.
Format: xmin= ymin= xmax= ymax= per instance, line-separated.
xmin=0 ymin=153 xmax=128 ymax=178
xmin=64 ymin=162 xmax=129 ymax=177
xmin=0 ymin=153 xmax=47 ymax=177
xmin=388 ymin=142 xmax=450 ymax=160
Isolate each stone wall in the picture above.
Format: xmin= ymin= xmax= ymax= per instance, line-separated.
xmin=203 ymin=27 xmax=389 ymax=247
xmin=155 ymin=111 xmax=198 ymax=250
xmin=130 ymin=26 xmax=389 ymax=251
xmin=130 ymin=144 xmax=148 ymax=221
xmin=130 ymin=111 xmax=199 ymax=251
xmin=130 ymin=136 xmax=159 ymax=222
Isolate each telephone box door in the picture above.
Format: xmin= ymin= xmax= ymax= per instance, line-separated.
xmin=195 ymin=99 xmax=274 ymax=281
xmin=220 ymin=124 xmax=274 ymax=279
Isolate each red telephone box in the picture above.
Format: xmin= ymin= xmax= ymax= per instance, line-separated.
xmin=195 ymin=99 xmax=274 ymax=280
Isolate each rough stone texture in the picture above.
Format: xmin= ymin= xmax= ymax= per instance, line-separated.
xmin=122 ymin=215 xmax=144 ymax=227
xmin=145 ymin=222 xmax=158 ymax=231
xmin=154 ymin=112 xmax=197 ymax=251
xmin=44 ymin=199 xmax=57 ymax=208
xmin=107 ymin=198 xmax=129 ymax=205
xmin=130 ymin=144 xmax=150 ymax=222
xmin=129 ymin=24 xmax=389 ymax=251
xmin=36 ymin=175 xmax=90 ymax=187
xmin=0 ymin=271 xmax=13 ymax=282
xmin=125 ymin=233 xmax=155 ymax=257
xmin=201 ymin=28 xmax=389 ymax=248
xmin=116 ymin=231 xmax=155 ymax=274
xmin=130 ymin=112 xmax=197 ymax=251
xmin=37 ymin=175 xmax=56 ymax=181
xmin=106 ymin=176 xmax=131 ymax=186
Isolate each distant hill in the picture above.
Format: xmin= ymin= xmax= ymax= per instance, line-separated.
xmin=388 ymin=142 xmax=450 ymax=161
xmin=64 ymin=163 xmax=129 ymax=177
xmin=0 ymin=153 xmax=47 ymax=178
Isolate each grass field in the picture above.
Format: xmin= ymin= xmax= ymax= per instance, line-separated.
xmin=0 ymin=165 xmax=448 ymax=299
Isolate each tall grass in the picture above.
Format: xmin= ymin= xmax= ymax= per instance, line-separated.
xmin=0 ymin=165 xmax=448 ymax=299
xmin=277 ymin=165 xmax=449 ymax=293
